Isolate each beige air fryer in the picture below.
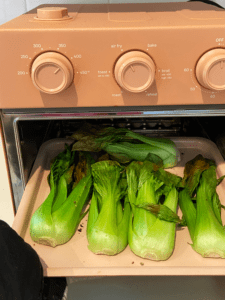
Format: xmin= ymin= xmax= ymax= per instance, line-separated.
xmin=2 ymin=2 xmax=225 ymax=277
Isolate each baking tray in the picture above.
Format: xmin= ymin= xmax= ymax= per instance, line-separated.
xmin=12 ymin=137 xmax=225 ymax=277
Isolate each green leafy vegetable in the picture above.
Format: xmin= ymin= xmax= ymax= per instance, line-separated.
xmin=71 ymin=123 xmax=130 ymax=152
xmin=137 ymin=203 xmax=182 ymax=224
xmin=71 ymin=123 xmax=180 ymax=169
xmin=30 ymin=149 xmax=94 ymax=247
xmin=181 ymin=154 xmax=211 ymax=197
xmin=127 ymin=160 xmax=180 ymax=261
xmin=87 ymin=160 xmax=130 ymax=255
xmin=51 ymin=164 xmax=74 ymax=214
xmin=192 ymin=166 xmax=225 ymax=258
xmin=179 ymin=155 xmax=225 ymax=258
xmin=179 ymin=189 xmax=196 ymax=241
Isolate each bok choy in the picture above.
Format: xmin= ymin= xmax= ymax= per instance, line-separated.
xmin=127 ymin=161 xmax=181 ymax=260
xmin=30 ymin=146 xmax=94 ymax=247
xmin=87 ymin=160 xmax=130 ymax=255
xmin=179 ymin=155 xmax=225 ymax=258
xmin=71 ymin=123 xmax=180 ymax=168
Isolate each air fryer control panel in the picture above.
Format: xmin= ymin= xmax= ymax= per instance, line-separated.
xmin=1 ymin=2 xmax=225 ymax=108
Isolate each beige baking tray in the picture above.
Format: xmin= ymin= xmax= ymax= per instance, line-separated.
xmin=12 ymin=137 xmax=225 ymax=277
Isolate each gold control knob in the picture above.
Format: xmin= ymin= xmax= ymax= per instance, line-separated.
xmin=114 ymin=51 xmax=155 ymax=93
xmin=35 ymin=7 xmax=72 ymax=21
xmin=31 ymin=52 xmax=74 ymax=94
xmin=196 ymin=49 xmax=225 ymax=91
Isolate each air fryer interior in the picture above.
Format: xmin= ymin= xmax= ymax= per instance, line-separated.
xmin=16 ymin=116 xmax=223 ymax=185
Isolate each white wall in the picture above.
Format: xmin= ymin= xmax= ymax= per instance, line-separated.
xmin=0 ymin=0 xmax=26 ymax=25
xmin=1 ymin=0 xmax=224 ymax=26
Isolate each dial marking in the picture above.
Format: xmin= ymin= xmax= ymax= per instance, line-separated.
xmin=220 ymin=61 xmax=224 ymax=69
xmin=54 ymin=68 xmax=60 ymax=74
xmin=130 ymin=65 xmax=135 ymax=72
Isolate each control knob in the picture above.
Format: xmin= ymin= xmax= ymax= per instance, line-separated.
xmin=196 ymin=49 xmax=225 ymax=91
xmin=31 ymin=52 xmax=74 ymax=94
xmin=35 ymin=7 xmax=72 ymax=21
xmin=114 ymin=51 xmax=155 ymax=93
